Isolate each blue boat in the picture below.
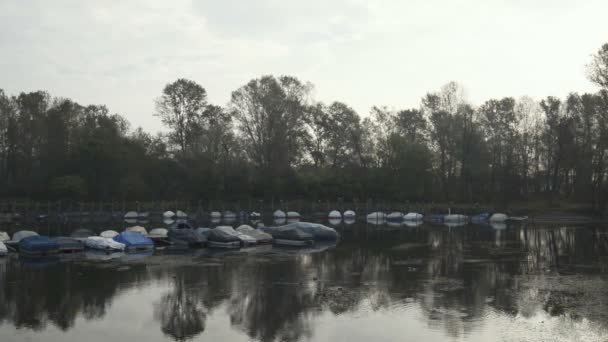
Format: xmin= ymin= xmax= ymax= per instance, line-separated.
xmin=113 ymin=231 xmax=154 ymax=251
xmin=19 ymin=236 xmax=60 ymax=256
xmin=471 ymin=213 xmax=491 ymax=224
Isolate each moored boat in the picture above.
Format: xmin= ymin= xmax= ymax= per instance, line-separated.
xmin=19 ymin=235 xmax=59 ymax=256
xmin=207 ymin=226 xmax=241 ymax=249
xmin=100 ymin=230 xmax=119 ymax=239
xmin=53 ymin=237 xmax=85 ymax=254
xmin=113 ymin=231 xmax=154 ymax=251
xmin=167 ymin=228 xmax=206 ymax=248
xmin=0 ymin=241 xmax=7 ymax=256
xmin=84 ymin=236 xmax=125 ymax=251
xmin=235 ymin=225 xmax=273 ymax=244
xmin=125 ymin=225 xmax=148 ymax=235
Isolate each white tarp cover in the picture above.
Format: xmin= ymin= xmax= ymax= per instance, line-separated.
xmin=0 ymin=231 xmax=9 ymax=242
xmin=100 ymin=230 xmax=119 ymax=238
xmin=404 ymin=213 xmax=423 ymax=221
xmin=125 ymin=226 xmax=148 ymax=235
xmin=163 ymin=211 xmax=176 ymax=218
xmin=0 ymin=241 xmax=7 ymax=255
xmin=490 ymin=213 xmax=508 ymax=222
xmin=273 ymin=210 xmax=286 ymax=218
xmin=236 ymin=225 xmax=273 ymax=242
xmin=343 ymin=210 xmax=356 ymax=217
xmin=328 ymin=210 xmax=341 ymax=219
xmin=84 ymin=237 xmax=125 ymax=251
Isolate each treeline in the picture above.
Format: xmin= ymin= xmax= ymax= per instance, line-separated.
xmin=1 ymin=44 xmax=608 ymax=209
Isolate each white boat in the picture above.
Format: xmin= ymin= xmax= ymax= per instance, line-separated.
xmin=223 ymin=211 xmax=237 ymax=219
xmin=343 ymin=210 xmax=356 ymax=218
xmin=5 ymin=230 xmax=38 ymax=246
xmin=100 ymin=230 xmax=119 ymax=239
xmin=124 ymin=211 xmax=138 ymax=220
xmin=287 ymin=211 xmax=300 ymax=218
xmin=125 ymin=226 xmax=148 ymax=235
xmin=328 ymin=210 xmax=341 ymax=219
xmin=162 ymin=211 xmax=176 ymax=219
xmin=273 ymin=210 xmax=286 ymax=218
xmin=490 ymin=213 xmax=508 ymax=222
xmin=366 ymin=212 xmax=386 ymax=220
xmin=0 ymin=241 xmax=7 ymax=256
xmin=176 ymin=210 xmax=188 ymax=219
xmin=148 ymin=228 xmax=168 ymax=239
xmin=386 ymin=212 xmax=404 ymax=221
xmin=404 ymin=212 xmax=423 ymax=221
xmin=444 ymin=214 xmax=468 ymax=223
xmin=210 ymin=211 xmax=222 ymax=219
xmin=84 ymin=237 xmax=125 ymax=251
xmin=0 ymin=231 xmax=10 ymax=242
xmin=236 ymin=225 xmax=273 ymax=244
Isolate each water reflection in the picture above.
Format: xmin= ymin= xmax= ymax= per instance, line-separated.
xmin=0 ymin=224 xmax=606 ymax=342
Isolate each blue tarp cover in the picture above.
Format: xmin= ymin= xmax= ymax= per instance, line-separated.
xmin=19 ymin=236 xmax=59 ymax=253
xmin=113 ymin=231 xmax=154 ymax=247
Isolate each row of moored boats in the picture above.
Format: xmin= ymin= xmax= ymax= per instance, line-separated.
xmin=0 ymin=221 xmax=340 ymax=257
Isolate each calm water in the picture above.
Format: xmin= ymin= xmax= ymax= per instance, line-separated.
xmin=1 ymin=221 xmax=608 ymax=342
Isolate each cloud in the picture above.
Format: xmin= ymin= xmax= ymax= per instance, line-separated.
xmin=0 ymin=0 xmax=607 ymax=132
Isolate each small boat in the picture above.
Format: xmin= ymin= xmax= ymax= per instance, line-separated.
xmin=471 ymin=213 xmax=490 ymax=224
xmin=124 ymin=211 xmax=138 ymax=220
xmin=84 ymin=236 xmax=125 ymax=251
xmin=236 ymin=225 xmax=273 ymax=244
xmin=113 ymin=232 xmax=154 ymax=251
xmin=508 ymin=216 xmax=528 ymax=221
xmin=5 ymin=230 xmax=39 ymax=249
xmin=0 ymin=231 xmax=10 ymax=242
xmin=266 ymin=226 xmax=314 ymax=247
xmin=287 ymin=211 xmax=300 ymax=219
xmin=444 ymin=214 xmax=468 ymax=223
xmin=328 ymin=210 xmax=341 ymax=219
xmin=19 ymin=236 xmax=59 ymax=256
xmin=264 ymin=222 xmax=338 ymax=242
xmin=343 ymin=210 xmax=356 ymax=218
xmin=53 ymin=237 xmax=85 ymax=254
xmin=0 ymin=241 xmax=7 ymax=256
xmin=100 ymin=230 xmax=119 ymax=238
xmin=250 ymin=212 xmax=261 ymax=222
xmin=148 ymin=228 xmax=170 ymax=246
xmin=71 ymin=229 xmax=95 ymax=240
xmin=223 ymin=211 xmax=237 ymax=219
xmin=167 ymin=228 xmax=206 ymax=248
xmin=207 ymin=226 xmax=241 ymax=249
xmin=163 ymin=211 xmax=176 ymax=219
xmin=125 ymin=225 xmax=148 ymax=235
xmin=386 ymin=212 xmax=404 ymax=222
xmin=148 ymin=228 xmax=168 ymax=239
xmin=366 ymin=212 xmax=386 ymax=225
xmin=403 ymin=213 xmax=423 ymax=221
xmin=169 ymin=221 xmax=194 ymax=230
xmin=273 ymin=210 xmax=286 ymax=219
xmin=210 ymin=211 xmax=222 ymax=219
xmin=175 ymin=210 xmax=188 ymax=219
xmin=490 ymin=213 xmax=508 ymax=222
xmin=196 ymin=227 xmax=212 ymax=238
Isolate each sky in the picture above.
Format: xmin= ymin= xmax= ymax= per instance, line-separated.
xmin=1 ymin=0 xmax=607 ymax=132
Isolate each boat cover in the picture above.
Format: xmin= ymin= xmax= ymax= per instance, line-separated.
xmin=148 ymin=228 xmax=168 ymax=238
xmin=0 ymin=231 xmax=10 ymax=242
xmin=263 ymin=225 xmax=313 ymax=241
xmin=84 ymin=237 xmax=125 ymax=251
xmin=169 ymin=221 xmax=194 ymax=230
xmin=8 ymin=230 xmax=38 ymax=244
xmin=343 ymin=210 xmax=356 ymax=218
xmin=196 ymin=227 xmax=212 ymax=237
xmin=124 ymin=211 xmax=138 ymax=219
xmin=386 ymin=212 xmax=404 ymax=221
xmin=114 ymin=232 xmax=154 ymax=248
xmin=0 ymin=241 xmax=7 ymax=255
xmin=19 ymin=236 xmax=59 ymax=253
xmin=266 ymin=222 xmax=338 ymax=241
xmin=176 ymin=210 xmax=188 ymax=219
xmin=404 ymin=213 xmax=423 ymax=221
xmin=71 ymin=229 xmax=95 ymax=238
xmin=125 ymin=226 xmax=148 ymax=235
xmin=273 ymin=210 xmax=286 ymax=218
xmin=163 ymin=211 xmax=176 ymax=219
xmin=328 ymin=210 xmax=341 ymax=219
xmin=490 ymin=213 xmax=508 ymax=222
xmin=100 ymin=230 xmax=119 ymax=238
xmin=366 ymin=212 xmax=385 ymax=220
xmin=208 ymin=226 xmax=241 ymax=243
xmin=168 ymin=228 xmax=206 ymax=244
xmin=53 ymin=237 xmax=85 ymax=251
xmin=235 ymin=225 xmax=273 ymax=242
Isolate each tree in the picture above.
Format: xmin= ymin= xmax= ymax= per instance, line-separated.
xmin=231 ymin=75 xmax=311 ymax=182
xmin=588 ymin=43 xmax=608 ymax=89
xmin=156 ymin=79 xmax=208 ymax=155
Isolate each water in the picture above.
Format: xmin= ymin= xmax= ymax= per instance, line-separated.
xmin=1 ymin=222 xmax=607 ymax=341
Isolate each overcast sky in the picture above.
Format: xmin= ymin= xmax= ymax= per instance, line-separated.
xmin=1 ymin=0 xmax=607 ymax=132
